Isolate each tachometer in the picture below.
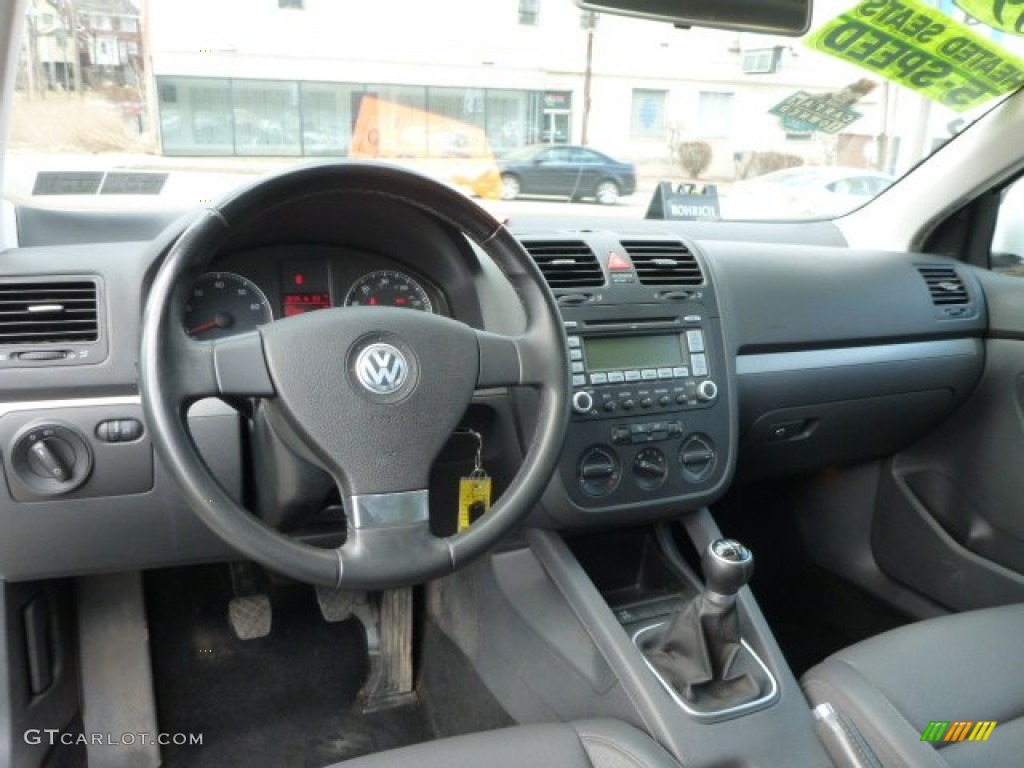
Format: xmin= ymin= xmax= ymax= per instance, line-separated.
xmin=184 ymin=272 xmax=274 ymax=340
xmin=344 ymin=270 xmax=434 ymax=313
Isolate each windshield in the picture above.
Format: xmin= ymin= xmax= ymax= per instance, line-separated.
xmin=4 ymin=0 xmax=1024 ymax=221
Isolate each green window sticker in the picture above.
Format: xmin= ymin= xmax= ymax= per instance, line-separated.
xmin=807 ymin=0 xmax=1024 ymax=111
xmin=956 ymin=0 xmax=1024 ymax=37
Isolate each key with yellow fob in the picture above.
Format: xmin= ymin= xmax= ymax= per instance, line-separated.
xmin=457 ymin=429 xmax=491 ymax=532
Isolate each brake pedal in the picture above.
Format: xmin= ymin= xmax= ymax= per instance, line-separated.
xmin=316 ymin=585 xmax=354 ymax=623
xmin=228 ymin=594 xmax=272 ymax=640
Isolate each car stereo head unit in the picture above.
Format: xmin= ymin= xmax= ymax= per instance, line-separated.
xmin=568 ymin=325 xmax=716 ymax=418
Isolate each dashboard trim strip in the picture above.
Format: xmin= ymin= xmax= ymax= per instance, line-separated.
xmin=0 ymin=395 xmax=142 ymax=418
xmin=736 ymin=338 xmax=978 ymax=376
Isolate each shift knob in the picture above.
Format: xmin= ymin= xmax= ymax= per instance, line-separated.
xmin=701 ymin=538 xmax=754 ymax=598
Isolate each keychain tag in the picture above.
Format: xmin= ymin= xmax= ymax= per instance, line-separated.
xmin=457 ymin=430 xmax=491 ymax=532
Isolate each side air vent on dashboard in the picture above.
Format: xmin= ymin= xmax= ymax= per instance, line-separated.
xmin=522 ymin=240 xmax=604 ymax=289
xmin=917 ymin=266 xmax=969 ymax=305
xmin=621 ymin=240 xmax=704 ymax=286
xmin=0 ymin=279 xmax=99 ymax=344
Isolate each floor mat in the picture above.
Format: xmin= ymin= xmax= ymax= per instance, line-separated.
xmin=146 ymin=566 xmax=433 ymax=768
xmin=704 ymin=478 xmax=911 ymax=677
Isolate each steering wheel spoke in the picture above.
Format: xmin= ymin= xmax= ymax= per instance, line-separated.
xmin=338 ymin=500 xmax=454 ymax=589
xmin=476 ymin=328 xmax=552 ymax=388
xmin=178 ymin=330 xmax=275 ymax=401
xmin=346 ymin=489 xmax=430 ymax=529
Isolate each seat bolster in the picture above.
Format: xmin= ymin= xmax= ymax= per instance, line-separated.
xmin=331 ymin=720 xmax=679 ymax=768
xmin=802 ymin=657 xmax=950 ymax=768
xmin=572 ymin=719 xmax=680 ymax=768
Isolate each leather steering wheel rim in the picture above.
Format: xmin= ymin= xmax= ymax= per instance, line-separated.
xmin=140 ymin=161 xmax=569 ymax=589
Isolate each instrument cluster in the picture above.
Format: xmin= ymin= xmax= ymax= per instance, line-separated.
xmin=183 ymin=246 xmax=442 ymax=340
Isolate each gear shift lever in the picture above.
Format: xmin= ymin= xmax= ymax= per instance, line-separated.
xmin=639 ymin=538 xmax=762 ymax=706
xmin=703 ymin=538 xmax=754 ymax=602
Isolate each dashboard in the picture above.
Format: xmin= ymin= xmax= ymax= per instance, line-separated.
xmin=0 ymin=195 xmax=990 ymax=580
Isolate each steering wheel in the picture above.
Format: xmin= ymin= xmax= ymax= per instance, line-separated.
xmin=140 ymin=162 xmax=569 ymax=589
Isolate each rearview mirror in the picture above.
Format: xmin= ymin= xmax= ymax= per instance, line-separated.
xmin=575 ymin=0 xmax=812 ymax=36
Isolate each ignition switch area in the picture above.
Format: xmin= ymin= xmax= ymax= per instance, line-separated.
xmin=10 ymin=423 xmax=93 ymax=496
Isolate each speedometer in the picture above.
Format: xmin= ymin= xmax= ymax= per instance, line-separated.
xmin=184 ymin=272 xmax=274 ymax=340
xmin=343 ymin=270 xmax=434 ymax=313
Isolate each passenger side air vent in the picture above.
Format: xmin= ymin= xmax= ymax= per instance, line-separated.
xmin=0 ymin=280 xmax=99 ymax=344
xmin=522 ymin=240 xmax=604 ymax=289
xmin=621 ymin=241 xmax=704 ymax=286
xmin=917 ymin=266 xmax=969 ymax=305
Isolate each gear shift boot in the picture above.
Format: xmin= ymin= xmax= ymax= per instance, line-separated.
xmin=635 ymin=539 xmax=777 ymax=720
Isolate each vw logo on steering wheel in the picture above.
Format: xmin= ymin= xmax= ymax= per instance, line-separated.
xmin=355 ymin=343 xmax=409 ymax=395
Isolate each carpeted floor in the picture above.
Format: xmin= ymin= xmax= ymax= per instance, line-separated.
xmin=146 ymin=566 xmax=433 ymax=768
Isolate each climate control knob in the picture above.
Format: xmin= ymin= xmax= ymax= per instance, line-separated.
xmin=572 ymin=390 xmax=594 ymax=414
xmin=578 ymin=445 xmax=620 ymax=497
xmin=679 ymin=434 xmax=716 ymax=482
xmin=697 ymin=380 xmax=719 ymax=402
xmin=633 ymin=447 xmax=667 ymax=491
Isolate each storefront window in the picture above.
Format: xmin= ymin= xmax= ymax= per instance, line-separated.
xmin=158 ymin=78 xmax=545 ymax=159
xmin=158 ymin=77 xmax=233 ymax=156
xmin=300 ymin=82 xmax=362 ymax=156
xmin=232 ymin=80 xmax=301 ymax=156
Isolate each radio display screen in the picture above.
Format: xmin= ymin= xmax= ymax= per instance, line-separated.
xmin=584 ymin=335 xmax=684 ymax=371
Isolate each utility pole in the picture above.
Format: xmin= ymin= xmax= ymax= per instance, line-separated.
xmin=66 ymin=0 xmax=83 ymax=94
xmin=581 ymin=11 xmax=597 ymax=146
xmin=25 ymin=8 xmax=39 ymax=99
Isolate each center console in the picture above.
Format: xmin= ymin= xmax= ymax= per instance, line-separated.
xmin=529 ymin=234 xmax=734 ymax=524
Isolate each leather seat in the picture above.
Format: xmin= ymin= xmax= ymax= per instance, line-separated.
xmin=330 ymin=719 xmax=679 ymax=768
xmin=801 ymin=604 xmax=1024 ymax=768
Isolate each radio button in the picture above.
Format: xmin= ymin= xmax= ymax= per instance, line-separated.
xmin=676 ymin=393 xmax=688 ymax=405
xmin=641 ymin=369 xmax=658 ymax=380
xmin=622 ymin=399 xmax=636 ymax=411
xmin=572 ymin=374 xmax=587 ymax=387
xmin=607 ymin=371 xmax=625 ymax=383
xmin=658 ymin=395 xmax=671 ymax=407
xmin=568 ymin=336 xmax=581 ymax=348
xmin=640 ymin=397 xmax=653 ymax=409
xmin=570 ymin=349 xmax=583 ymax=361
xmin=657 ymin=367 xmax=674 ymax=379
xmin=624 ymin=370 xmax=642 ymax=382
xmin=691 ymin=354 xmax=709 ymax=377
xmin=590 ymin=372 xmax=608 ymax=385
xmin=686 ymin=330 xmax=706 ymax=353
xmin=611 ymin=426 xmax=631 ymax=444
xmin=603 ymin=401 xmax=617 ymax=412
xmin=673 ymin=366 xmax=689 ymax=378
xmin=572 ymin=362 xmax=585 ymax=374
xmin=668 ymin=421 xmax=684 ymax=437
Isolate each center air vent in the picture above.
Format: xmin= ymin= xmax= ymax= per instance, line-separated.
xmin=621 ymin=241 xmax=704 ymax=286
xmin=917 ymin=266 xmax=969 ymax=305
xmin=522 ymin=240 xmax=604 ymax=289
xmin=0 ymin=280 xmax=99 ymax=344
